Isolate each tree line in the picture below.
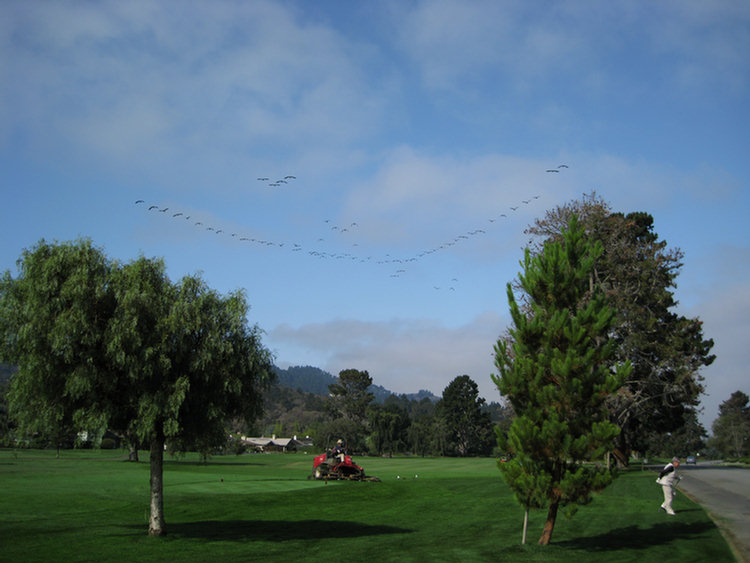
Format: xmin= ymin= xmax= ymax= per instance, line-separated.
xmin=308 ymin=370 xmax=505 ymax=458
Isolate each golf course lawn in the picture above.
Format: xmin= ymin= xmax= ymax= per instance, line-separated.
xmin=0 ymin=449 xmax=736 ymax=563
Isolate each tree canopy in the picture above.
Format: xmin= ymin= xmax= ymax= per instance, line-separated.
xmin=0 ymin=239 xmax=274 ymax=536
xmin=437 ymin=375 xmax=494 ymax=457
xmin=318 ymin=368 xmax=374 ymax=451
xmin=524 ymin=193 xmax=714 ymax=464
xmin=493 ymin=215 xmax=629 ymax=545
xmin=710 ymin=391 xmax=750 ymax=459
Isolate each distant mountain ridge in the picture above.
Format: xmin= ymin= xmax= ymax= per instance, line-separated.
xmin=273 ymin=365 xmax=439 ymax=403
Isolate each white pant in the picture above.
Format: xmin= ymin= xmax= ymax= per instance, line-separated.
xmin=661 ymin=485 xmax=675 ymax=514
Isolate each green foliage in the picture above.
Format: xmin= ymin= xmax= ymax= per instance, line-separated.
xmin=0 ymin=240 xmax=274 ymax=534
xmin=322 ymin=368 xmax=374 ymax=451
xmin=645 ymin=409 xmax=707 ymax=458
xmin=494 ymin=215 xmax=629 ymax=545
xmin=274 ymin=365 xmax=339 ymax=395
xmin=0 ymin=239 xmax=114 ymax=452
xmin=437 ymin=375 xmax=495 ymax=456
xmin=327 ymin=368 xmax=374 ymax=423
xmin=710 ymin=390 xmax=750 ymax=458
xmin=525 ymin=194 xmax=715 ymax=463
xmin=256 ymin=383 xmax=326 ymax=437
xmin=367 ymin=402 xmax=410 ymax=456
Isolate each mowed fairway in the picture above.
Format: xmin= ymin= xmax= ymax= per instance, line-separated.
xmin=0 ymin=450 xmax=735 ymax=563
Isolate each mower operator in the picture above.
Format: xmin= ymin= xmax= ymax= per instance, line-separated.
xmin=333 ymin=439 xmax=346 ymax=463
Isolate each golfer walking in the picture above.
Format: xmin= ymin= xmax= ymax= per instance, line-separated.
xmin=656 ymin=457 xmax=681 ymax=515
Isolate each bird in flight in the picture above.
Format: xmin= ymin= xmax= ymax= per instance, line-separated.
xmin=148 ymin=205 xmax=158 ymax=210
xmin=257 ymin=177 xmax=269 ymax=181
xmin=135 ymin=199 xmax=144 ymax=204
xmin=546 ymin=169 xmax=559 ymax=173
xmin=284 ymin=175 xmax=296 ymax=179
xmin=558 ymin=164 xmax=569 ymax=168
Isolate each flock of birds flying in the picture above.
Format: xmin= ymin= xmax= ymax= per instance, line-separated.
xmin=135 ymin=165 xmax=568 ymax=291
xmin=257 ymin=175 xmax=297 ymax=188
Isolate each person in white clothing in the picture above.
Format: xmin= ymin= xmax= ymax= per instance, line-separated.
xmin=656 ymin=457 xmax=681 ymax=515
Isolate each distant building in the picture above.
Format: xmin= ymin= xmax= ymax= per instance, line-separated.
xmin=240 ymin=435 xmax=312 ymax=452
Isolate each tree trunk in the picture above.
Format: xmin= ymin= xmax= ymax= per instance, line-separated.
xmin=128 ymin=437 xmax=139 ymax=462
xmin=538 ymin=499 xmax=559 ymax=546
xmin=148 ymin=432 xmax=166 ymax=536
xmin=612 ymin=447 xmax=630 ymax=468
xmin=522 ymin=507 xmax=529 ymax=545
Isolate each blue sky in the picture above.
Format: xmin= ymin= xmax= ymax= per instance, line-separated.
xmin=2 ymin=1 xmax=748 ymax=431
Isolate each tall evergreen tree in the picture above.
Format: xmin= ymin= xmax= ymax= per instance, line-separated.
xmin=525 ymin=193 xmax=714 ymax=465
xmin=327 ymin=368 xmax=374 ymax=424
xmin=322 ymin=368 xmax=374 ymax=451
xmin=493 ymin=216 xmax=629 ymax=545
xmin=438 ymin=375 xmax=494 ymax=456
xmin=710 ymin=391 xmax=750 ymax=458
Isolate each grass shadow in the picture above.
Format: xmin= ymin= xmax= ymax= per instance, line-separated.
xmin=124 ymin=519 xmax=413 ymax=542
xmin=556 ymin=521 xmax=716 ymax=551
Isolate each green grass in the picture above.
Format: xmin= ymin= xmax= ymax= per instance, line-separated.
xmin=0 ymin=449 xmax=736 ymax=563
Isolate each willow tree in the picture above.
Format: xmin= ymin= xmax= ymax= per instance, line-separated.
xmin=107 ymin=261 xmax=274 ymax=535
xmin=0 ymin=241 xmax=274 ymax=536
xmin=0 ymin=239 xmax=114 ymax=454
xmin=493 ymin=216 xmax=629 ymax=546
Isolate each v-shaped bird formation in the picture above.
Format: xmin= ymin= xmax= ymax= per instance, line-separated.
xmin=134 ymin=165 xmax=567 ymax=290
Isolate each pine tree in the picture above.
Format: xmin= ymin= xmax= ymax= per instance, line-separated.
xmin=438 ymin=375 xmax=494 ymax=456
xmin=492 ymin=216 xmax=629 ymax=545
xmin=524 ymin=193 xmax=714 ymax=464
xmin=711 ymin=391 xmax=750 ymax=458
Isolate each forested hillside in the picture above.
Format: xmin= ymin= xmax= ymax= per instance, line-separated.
xmin=273 ymin=365 xmax=439 ymax=403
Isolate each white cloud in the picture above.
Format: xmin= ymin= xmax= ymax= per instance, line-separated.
xmin=341 ymin=146 xmax=577 ymax=251
xmin=1 ymin=1 xmax=387 ymax=186
xmin=269 ymin=310 xmax=507 ymax=400
xmin=391 ymin=0 xmax=750 ymax=100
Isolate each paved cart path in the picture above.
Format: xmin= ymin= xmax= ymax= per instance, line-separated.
xmin=677 ymin=466 xmax=750 ymax=563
